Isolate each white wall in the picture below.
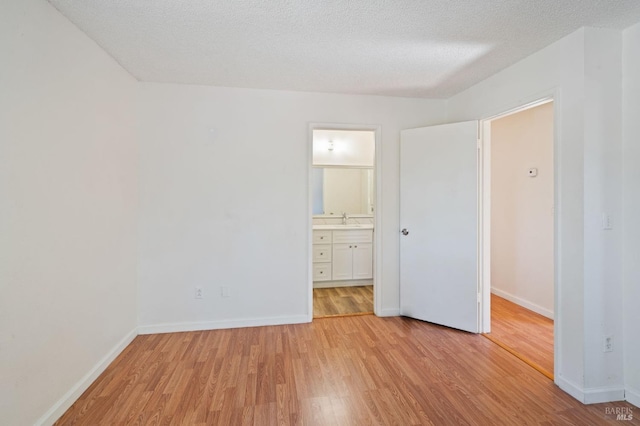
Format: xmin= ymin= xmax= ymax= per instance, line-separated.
xmin=312 ymin=129 xmax=375 ymax=167
xmin=491 ymin=102 xmax=554 ymax=318
xmin=447 ymin=27 xmax=627 ymax=403
xmin=136 ymin=83 xmax=445 ymax=331
xmin=622 ymin=21 xmax=640 ymax=407
xmin=0 ymin=1 xmax=138 ymax=424
xmin=582 ymin=27 xmax=624 ymax=399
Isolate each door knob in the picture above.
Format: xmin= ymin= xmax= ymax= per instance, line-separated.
xmin=401 ymin=228 xmax=409 ymax=236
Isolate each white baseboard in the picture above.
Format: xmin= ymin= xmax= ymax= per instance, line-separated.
xmin=138 ymin=314 xmax=309 ymax=335
xmin=491 ymin=288 xmax=553 ymax=319
xmin=35 ymin=327 xmax=138 ymax=426
xmin=556 ymin=376 xmax=625 ymax=404
xmin=556 ymin=375 xmax=585 ymax=402
xmin=626 ymin=386 xmax=640 ymax=408
xmin=377 ymin=308 xmax=400 ymax=317
xmin=313 ymin=280 xmax=373 ymax=288
xmin=584 ymin=386 xmax=626 ymax=404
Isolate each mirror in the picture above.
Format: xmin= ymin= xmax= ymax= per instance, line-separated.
xmin=312 ymin=167 xmax=374 ymax=216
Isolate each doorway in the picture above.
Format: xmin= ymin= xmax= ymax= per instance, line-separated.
xmin=481 ymin=100 xmax=555 ymax=379
xmin=308 ymin=124 xmax=382 ymax=319
xmin=398 ymin=99 xmax=557 ymax=379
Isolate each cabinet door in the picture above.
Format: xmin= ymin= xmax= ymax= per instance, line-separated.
xmin=352 ymin=243 xmax=373 ymax=279
xmin=332 ymin=243 xmax=353 ymax=280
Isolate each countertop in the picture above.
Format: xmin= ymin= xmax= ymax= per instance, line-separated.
xmin=312 ymin=224 xmax=374 ymax=230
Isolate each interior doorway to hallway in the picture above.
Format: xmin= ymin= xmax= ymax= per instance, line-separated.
xmin=481 ymin=100 xmax=555 ymax=379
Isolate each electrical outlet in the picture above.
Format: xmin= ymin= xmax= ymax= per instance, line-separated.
xmin=221 ymin=286 xmax=229 ymax=298
xmin=195 ymin=287 xmax=203 ymax=299
xmin=604 ymin=336 xmax=613 ymax=352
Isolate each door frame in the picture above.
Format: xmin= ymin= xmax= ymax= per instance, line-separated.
xmin=479 ymin=94 xmax=559 ymax=378
xmin=307 ymin=123 xmax=382 ymax=320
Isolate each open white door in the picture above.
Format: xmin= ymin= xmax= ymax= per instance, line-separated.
xmin=400 ymin=121 xmax=479 ymax=333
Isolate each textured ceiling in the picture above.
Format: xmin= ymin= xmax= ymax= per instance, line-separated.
xmin=49 ymin=0 xmax=640 ymax=98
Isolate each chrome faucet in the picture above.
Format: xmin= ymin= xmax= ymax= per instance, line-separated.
xmin=342 ymin=212 xmax=348 ymax=225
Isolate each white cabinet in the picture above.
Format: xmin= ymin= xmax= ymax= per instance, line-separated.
xmin=332 ymin=243 xmax=354 ymax=280
xmin=313 ymin=230 xmax=332 ymax=244
xmin=352 ymin=243 xmax=374 ymax=279
xmin=332 ymin=242 xmax=373 ymax=280
xmin=313 ymin=263 xmax=332 ymax=281
xmin=313 ymin=244 xmax=332 ymax=262
xmin=312 ymin=231 xmax=333 ymax=281
xmin=313 ymin=228 xmax=373 ymax=285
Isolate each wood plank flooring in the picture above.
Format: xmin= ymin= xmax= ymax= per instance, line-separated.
xmin=313 ymin=285 xmax=373 ymax=318
xmin=55 ymin=315 xmax=637 ymax=425
xmin=485 ymin=294 xmax=554 ymax=378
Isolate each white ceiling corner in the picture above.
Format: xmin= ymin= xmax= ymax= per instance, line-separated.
xmin=48 ymin=0 xmax=640 ymax=98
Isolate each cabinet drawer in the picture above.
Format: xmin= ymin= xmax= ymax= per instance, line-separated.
xmin=313 ymin=244 xmax=332 ymax=262
xmin=313 ymin=230 xmax=332 ymax=244
xmin=313 ymin=263 xmax=332 ymax=281
xmin=332 ymin=230 xmax=373 ymax=244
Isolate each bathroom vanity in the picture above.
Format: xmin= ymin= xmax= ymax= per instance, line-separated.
xmin=312 ymin=224 xmax=373 ymax=288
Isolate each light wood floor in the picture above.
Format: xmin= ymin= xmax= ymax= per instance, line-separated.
xmin=313 ymin=285 xmax=373 ymax=318
xmin=56 ymin=315 xmax=637 ymax=425
xmin=485 ymin=294 xmax=554 ymax=379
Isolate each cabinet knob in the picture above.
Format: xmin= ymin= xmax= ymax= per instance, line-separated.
xmin=354 ymin=245 xmax=357 ymax=248
xmin=349 ymin=245 xmax=352 ymax=248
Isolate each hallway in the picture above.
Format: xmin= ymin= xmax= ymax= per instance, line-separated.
xmin=484 ymin=294 xmax=554 ymax=378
